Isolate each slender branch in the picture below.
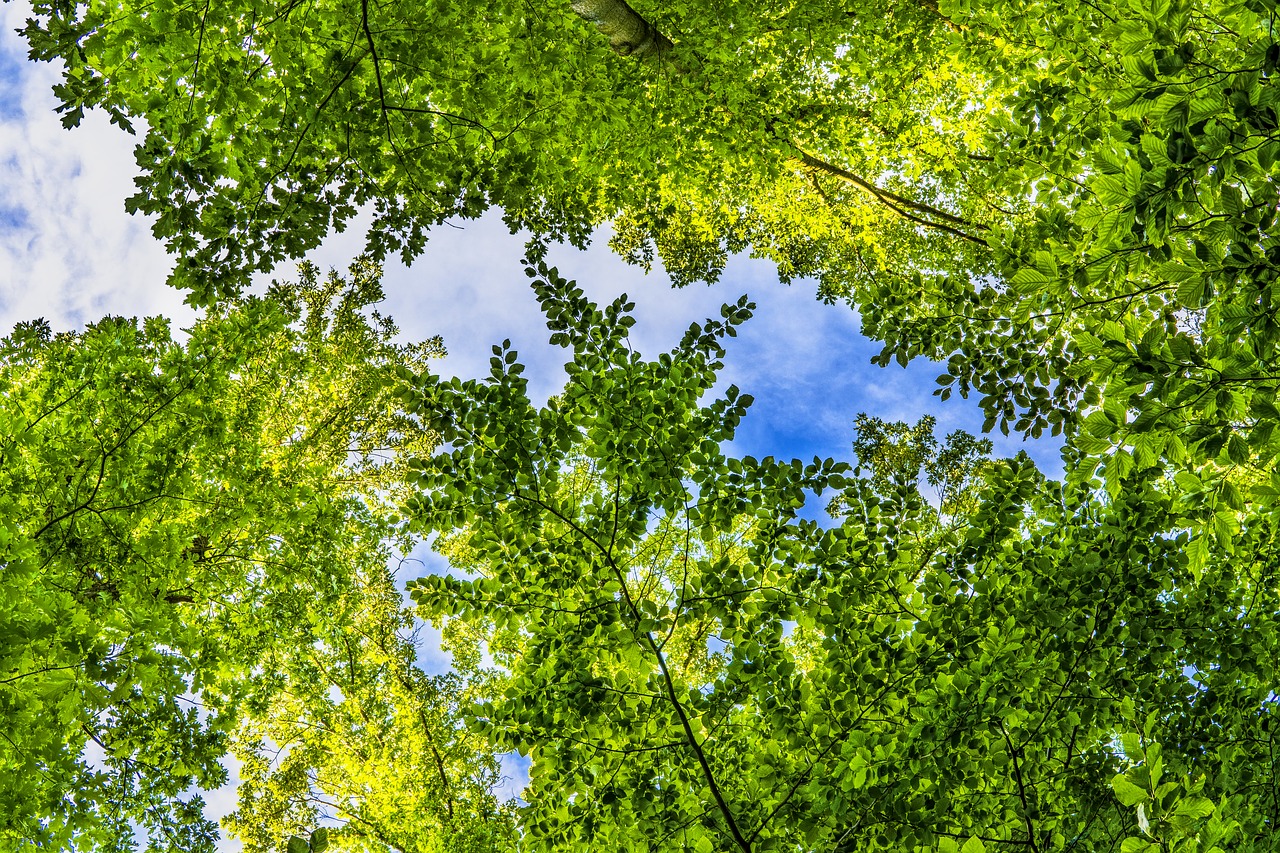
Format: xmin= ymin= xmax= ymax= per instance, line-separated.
xmin=34 ymin=367 xmax=201 ymax=539
xmin=1 ymin=660 xmax=86 ymax=685
xmin=186 ymin=0 xmax=212 ymax=126
xmin=746 ymin=676 xmax=903 ymax=845
xmin=795 ymin=149 xmax=989 ymax=244
xmin=359 ymin=0 xmax=393 ymax=141
xmin=649 ymin=632 xmax=753 ymax=853
xmin=21 ymin=380 xmax=92 ymax=436
xmin=34 ymin=448 xmax=107 ymax=539
xmin=514 ymin=489 xmax=753 ymax=853
xmin=255 ymin=41 xmax=364 ymax=217
xmin=999 ymin=721 xmax=1043 ymax=853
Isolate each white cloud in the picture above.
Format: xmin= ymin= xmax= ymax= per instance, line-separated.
xmin=0 ymin=0 xmax=1032 ymax=467
xmin=494 ymin=752 xmax=532 ymax=804
xmin=0 ymin=2 xmax=194 ymax=332
xmin=361 ymin=214 xmax=1061 ymax=472
xmin=200 ymin=756 xmax=244 ymax=853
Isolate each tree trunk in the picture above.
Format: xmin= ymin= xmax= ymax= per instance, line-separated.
xmin=568 ymin=0 xmax=675 ymax=60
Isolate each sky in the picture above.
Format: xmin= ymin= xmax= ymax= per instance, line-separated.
xmin=0 ymin=2 xmax=1061 ymax=847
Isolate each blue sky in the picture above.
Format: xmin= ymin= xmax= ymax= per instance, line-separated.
xmin=0 ymin=1 xmax=1061 ymax=845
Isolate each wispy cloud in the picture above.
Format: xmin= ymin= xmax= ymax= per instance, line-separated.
xmin=0 ymin=2 xmax=193 ymax=331
xmin=0 ymin=0 xmax=1057 ymax=473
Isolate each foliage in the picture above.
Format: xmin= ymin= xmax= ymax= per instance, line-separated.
xmin=835 ymin=413 xmax=992 ymax=519
xmin=402 ymin=261 xmax=1280 ymax=852
xmin=868 ymin=0 xmax=1280 ymax=477
xmin=23 ymin=0 xmax=1280 ymax=503
xmin=0 ymin=261 xmax=444 ymax=850
xmin=19 ymin=0 xmax=1004 ymax=303
xmin=1110 ymin=732 xmax=1240 ymax=853
xmin=224 ymin=559 xmax=518 ymax=853
xmin=14 ymin=0 xmax=1280 ymax=846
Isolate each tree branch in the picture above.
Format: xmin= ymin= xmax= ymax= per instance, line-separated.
xmin=796 ymin=149 xmax=989 ymax=244
xmin=360 ymin=0 xmax=393 ymax=141
xmin=515 ymin=489 xmax=753 ymax=853
xmin=999 ymin=721 xmax=1043 ymax=853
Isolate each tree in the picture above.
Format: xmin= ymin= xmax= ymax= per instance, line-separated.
xmin=403 ymin=260 xmax=1280 ymax=852
xmin=19 ymin=0 xmax=1006 ymax=304
xmin=225 ymin=558 xmax=518 ymax=853
xmin=23 ymin=0 xmax=1280 ymax=498
xmin=867 ymin=0 xmax=1280 ymax=474
xmin=14 ymin=1 xmax=1280 ymax=845
xmin=0 ymin=260 xmax=474 ymax=850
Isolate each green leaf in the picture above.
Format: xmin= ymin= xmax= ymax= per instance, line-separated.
xmin=1187 ymin=535 xmax=1210 ymax=578
xmin=1010 ymin=267 xmax=1053 ymax=293
xmin=1113 ymin=774 xmax=1151 ymax=807
xmin=1173 ymin=796 xmax=1215 ymax=819
xmin=1175 ymin=276 xmax=1207 ymax=308
xmin=1226 ymin=433 xmax=1250 ymax=465
xmin=1156 ymin=261 xmax=1201 ymax=281
xmin=1084 ymin=411 xmax=1117 ymax=440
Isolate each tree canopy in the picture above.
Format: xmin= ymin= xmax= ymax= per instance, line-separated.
xmin=404 ymin=259 xmax=1280 ymax=853
xmin=7 ymin=0 xmax=1280 ymax=849
xmin=20 ymin=0 xmax=1280 ymax=477
xmin=0 ymin=260 xmax=508 ymax=851
xmin=1 ymin=252 xmax=1276 ymax=850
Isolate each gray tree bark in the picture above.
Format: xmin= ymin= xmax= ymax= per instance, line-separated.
xmin=568 ymin=0 xmax=676 ymax=61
